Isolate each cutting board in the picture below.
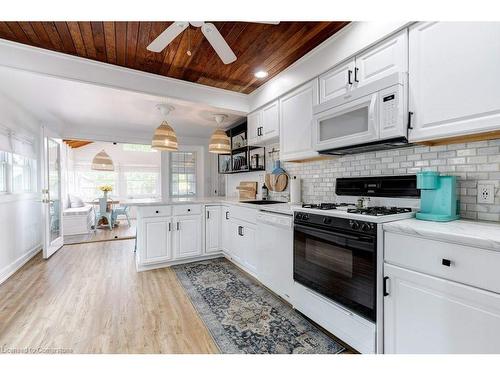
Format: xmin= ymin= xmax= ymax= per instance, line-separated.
xmin=237 ymin=181 xmax=257 ymax=200
xmin=272 ymin=173 xmax=288 ymax=192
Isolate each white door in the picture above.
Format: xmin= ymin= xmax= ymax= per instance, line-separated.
xmin=319 ymin=58 xmax=356 ymax=103
xmin=142 ymin=217 xmax=172 ymax=264
xmin=205 ymin=206 xmax=221 ymax=254
xmin=241 ymin=224 xmax=258 ymax=276
xmin=384 ymin=264 xmax=500 ymax=354
xmin=221 ymin=207 xmax=231 ymax=253
xmin=313 ymin=92 xmax=379 ymax=151
xmin=408 ymin=22 xmax=500 ymax=142
xmin=174 ymin=215 xmax=202 ymax=259
xmin=41 ymin=128 xmax=63 ymax=258
xmin=279 ymin=79 xmax=319 ymax=161
xmin=261 ymin=100 xmax=279 ymax=141
xmin=247 ymin=111 xmax=262 ymax=146
xmin=355 ymin=30 xmax=408 ymax=88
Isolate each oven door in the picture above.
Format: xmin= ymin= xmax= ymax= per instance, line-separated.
xmin=313 ymin=92 xmax=379 ymax=151
xmin=294 ymin=223 xmax=377 ymax=321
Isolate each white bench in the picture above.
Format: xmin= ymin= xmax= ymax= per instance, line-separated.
xmin=63 ymin=205 xmax=95 ymax=236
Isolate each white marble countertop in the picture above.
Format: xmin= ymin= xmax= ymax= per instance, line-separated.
xmin=383 ymin=218 xmax=500 ymax=252
xmin=126 ymin=197 xmax=294 ymax=215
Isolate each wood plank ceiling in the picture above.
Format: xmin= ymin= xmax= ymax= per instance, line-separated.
xmin=0 ymin=22 xmax=348 ymax=94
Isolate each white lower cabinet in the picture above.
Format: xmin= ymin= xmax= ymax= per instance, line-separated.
xmin=384 ymin=230 xmax=500 ymax=354
xmin=141 ymin=216 xmax=173 ymax=265
xmin=240 ymin=223 xmax=257 ymax=275
xmin=205 ymin=206 xmax=221 ymax=254
xmin=221 ymin=206 xmax=231 ymax=253
xmin=384 ymin=264 xmax=500 ymax=354
xmin=173 ymin=215 xmax=203 ymax=259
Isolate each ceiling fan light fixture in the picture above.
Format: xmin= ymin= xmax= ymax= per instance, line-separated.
xmin=254 ymin=70 xmax=269 ymax=79
xmin=91 ymin=149 xmax=114 ymax=171
xmin=209 ymin=114 xmax=231 ymax=154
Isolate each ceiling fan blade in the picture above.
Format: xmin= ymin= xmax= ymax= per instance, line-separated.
xmin=147 ymin=22 xmax=189 ymax=52
xmin=201 ymin=23 xmax=237 ymax=64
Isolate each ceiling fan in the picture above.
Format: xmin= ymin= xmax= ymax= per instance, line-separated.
xmin=147 ymin=21 xmax=279 ymax=65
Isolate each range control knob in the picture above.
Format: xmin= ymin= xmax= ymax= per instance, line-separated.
xmin=323 ymin=217 xmax=332 ymax=225
xmin=349 ymin=220 xmax=360 ymax=230
xmin=302 ymin=214 xmax=310 ymax=221
xmin=361 ymin=223 xmax=372 ymax=232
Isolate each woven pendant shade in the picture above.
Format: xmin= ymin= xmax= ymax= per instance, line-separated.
xmin=152 ymin=120 xmax=178 ymax=151
xmin=91 ymin=149 xmax=114 ymax=171
xmin=209 ymin=128 xmax=231 ymax=154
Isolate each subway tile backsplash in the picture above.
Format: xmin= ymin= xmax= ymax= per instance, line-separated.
xmin=280 ymin=139 xmax=500 ymax=222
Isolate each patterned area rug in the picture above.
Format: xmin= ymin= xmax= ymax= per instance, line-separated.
xmin=173 ymin=258 xmax=346 ymax=354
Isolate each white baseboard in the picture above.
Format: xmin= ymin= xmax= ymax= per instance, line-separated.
xmin=0 ymin=244 xmax=42 ymax=285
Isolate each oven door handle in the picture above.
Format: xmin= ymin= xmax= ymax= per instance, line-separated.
xmin=294 ymin=223 xmax=374 ymax=243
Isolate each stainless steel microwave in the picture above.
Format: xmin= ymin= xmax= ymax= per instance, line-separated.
xmin=312 ymin=73 xmax=409 ymax=155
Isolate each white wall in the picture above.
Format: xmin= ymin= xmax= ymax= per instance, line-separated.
xmin=0 ymin=94 xmax=42 ymax=284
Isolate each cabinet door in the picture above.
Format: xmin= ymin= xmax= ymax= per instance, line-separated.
xmin=229 ymin=220 xmax=244 ymax=264
xmin=408 ymin=22 xmax=500 ymax=142
xmin=355 ymin=30 xmax=408 ymax=88
xmin=279 ymin=79 xmax=319 ymax=161
xmin=205 ymin=206 xmax=221 ymax=254
xmin=262 ymin=100 xmax=279 ymax=140
xmin=247 ymin=111 xmax=261 ymax=146
xmin=384 ymin=264 xmax=500 ymax=354
xmin=319 ymin=58 xmax=355 ymax=103
xmin=221 ymin=207 xmax=231 ymax=253
xmin=241 ymin=224 xmax=258 ymax=276
xmin=173 ymin=215 xmax=202 ymax=259
xmin=142 ymin=217 xmax=172 ymax=264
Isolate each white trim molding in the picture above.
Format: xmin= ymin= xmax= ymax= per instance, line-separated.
xmin=0 ymin=244 xmax=41 ymax=285
xmin=0 ymin=39 xmax=249 ymax=114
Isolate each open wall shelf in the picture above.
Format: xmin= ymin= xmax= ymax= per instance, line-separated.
xmin=218 ymin=122 xmax=266 ymax=174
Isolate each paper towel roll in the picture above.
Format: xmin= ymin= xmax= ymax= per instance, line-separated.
xmin=290 ymin=176 xmax=302 ymax=204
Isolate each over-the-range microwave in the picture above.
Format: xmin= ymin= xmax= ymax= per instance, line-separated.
xmin=312 ymin=72 xmax=410 ymax=155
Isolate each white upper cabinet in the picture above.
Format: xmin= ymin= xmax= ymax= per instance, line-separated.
xmin=355 ymin=29 xmax=408 ymax=89
xmin=279 ymin=79 xmax=320 ymax=161
xmin=319 ymin=31 xmax=408 ymax=104
xmin=205 ymin=206 xmax=221 ymax=254
xmin=261 ymin=101 xmax=280 ymax=140
xmin=247 ymin=111 xmax=261 ymax=146
xmin=408 ymin=22 xmax=500 ymax=142
xmin=319 ymin=58 xmax=356 ymax=103
xmin=247 ymin=100 xmax=279 ymax=145
xmin=173 ymin=215 xmax=202 ymax=259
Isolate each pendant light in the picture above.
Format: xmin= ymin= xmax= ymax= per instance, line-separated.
xmin=209 ymin=114 xmax=231 ymax=154
xmin=91 ymin=149 xmax=114 ymax=171
xmin=152 ymin=104 xmax=178 ymax=151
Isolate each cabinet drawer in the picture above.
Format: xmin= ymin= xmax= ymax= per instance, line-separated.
xmin=230 ymin=205 xmax=258 ymax=224
xmin=384 ymin=231 xmax=500 ymax=293
xmin=172 ymin=204 xmax=202 ymax=216
xmin=139 ymin=205 xmax=172 ymax=218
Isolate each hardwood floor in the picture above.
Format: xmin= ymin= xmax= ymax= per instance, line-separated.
xmin=0 ymin=240 xmax=219 ymax=353
xmin=64 ymin=219 xmax=137 ymax=245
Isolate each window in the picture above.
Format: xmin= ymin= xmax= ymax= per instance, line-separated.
xmin=122 ymin=144 xmax=156 ymax=153
xmin=12 ymin=154 xmax=35 ymax=193
xmin=170 ymin=151 xmax=197 ymax=197
xmin=0 ymin=151 xmax=7 ymax=193
xmin=75 ymin=170 xmax=118 ymax=202
xmin=123 ymin=170 xmax=160 ymax=198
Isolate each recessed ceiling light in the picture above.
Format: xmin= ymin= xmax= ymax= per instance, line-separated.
xmin=254 ymin=70 xmax=269 ymax=79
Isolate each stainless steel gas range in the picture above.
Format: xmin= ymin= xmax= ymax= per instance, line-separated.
xmin=292 ymin=175 xmax=419 ymax=353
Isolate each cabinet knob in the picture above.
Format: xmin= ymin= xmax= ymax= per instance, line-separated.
xmin=442 ymin=258 xmax=452 ymax=267
xmin=188 ymin=208 xmax=191 ymax=212
xmin=155 ymin=210 xmax=159 ymax=214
